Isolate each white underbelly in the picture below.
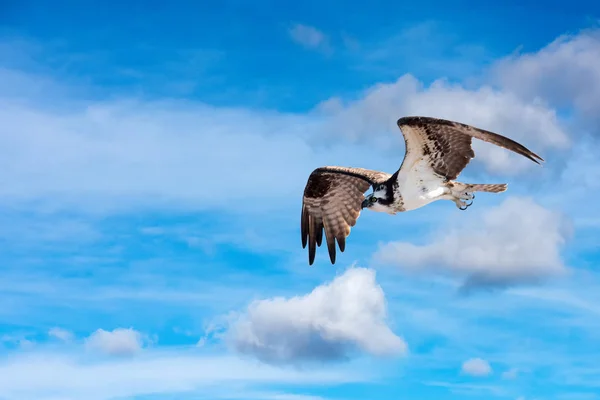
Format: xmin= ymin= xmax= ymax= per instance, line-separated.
xmin=401 ymin=185 xmax=445 ymax=210
xmin=398 ymin=163 xmax=447 ymax=211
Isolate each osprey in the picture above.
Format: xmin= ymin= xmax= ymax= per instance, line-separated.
xmin=300 ymin=116 xmax=544 ymax=265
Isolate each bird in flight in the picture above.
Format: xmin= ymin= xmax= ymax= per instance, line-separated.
xmin=300 ymin=116 xmax=544 ymax=265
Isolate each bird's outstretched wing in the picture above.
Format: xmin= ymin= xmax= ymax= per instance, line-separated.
xmin=301 ymin=166 xmax=391 ymax=265
xmin=396 ymin=116 xmax=544 ymax=181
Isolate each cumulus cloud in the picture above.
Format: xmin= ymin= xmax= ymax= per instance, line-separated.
xmin=48 ymin=327 xmax=74 ymax=343
xmin=491 ymin=29 xmax=600 ymax=122
xmin=315 ymin=74 xmax=569 ymax=174
xmin=84 ymin=328 xmax=144 ymax=356
xmin=374 ymin=197 xmax=569 ymax=289
xmin=461 ymin=357 xmax=492 ymax=377
xmin=288 ymin=24 xmax=330 ymax=53
xmin=229 ymin=267 xmax=406 ymax=364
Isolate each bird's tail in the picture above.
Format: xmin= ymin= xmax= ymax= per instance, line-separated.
xmin=462 ymin=183 xmax=507 ymax=193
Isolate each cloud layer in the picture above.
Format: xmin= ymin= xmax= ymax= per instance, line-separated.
xmin=230 ymin=267 xmax=406 ymax=364
xmin=0 ymin=350 xmax=360 ymax=400
xmin=491 ymin=29 xmax=600 ymax=122
xmin=0 ymin=42 xmax=574 ymax=215
xmin=374 ymin=197 xmax=569 ymax=289
xmin=316 ymin=74 xmax=570 ymax=174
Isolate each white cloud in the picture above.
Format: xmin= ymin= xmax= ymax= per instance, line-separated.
xmin=1 ymin=334 xmax=35 ymax=350
xmin=315 ymin=74 xmax=569 ymax=174
xmin=0 ymin=67 xmax=403 ymax=216
xmin=0 ymin=47 xmax=573 ymax=215
xmin=374 ymin=197 xmax=569 ymax=289
xmin=84 ymin=328 xmax=144 ymax=356
xmin=461 ymin=357 xmax=492 ymax=377
xmin=230 ymin=267 xmax=406 ymax=364
xmin=0 ymin=94 xmax=320 ymax=214
xmin=288 ymin=24 xmax=330 ymax=52
xmin=18 ymin=338 xmax=34 ymax=350
xmin=491 ymin=29 xmax=600 ymax=121
xmin=0 ymin=349 xmax=362 ymax=400
xmin=48 ymin=327 xmax=74 ymax=343
xmin=502 ymin=367 xmax=519 ymax=379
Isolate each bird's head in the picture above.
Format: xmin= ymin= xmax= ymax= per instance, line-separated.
xmin=361 ymin=184 xmax=394 ymax=214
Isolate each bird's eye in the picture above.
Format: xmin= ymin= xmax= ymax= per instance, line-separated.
xmin=370 ymin=197 xmax=378 ymax=203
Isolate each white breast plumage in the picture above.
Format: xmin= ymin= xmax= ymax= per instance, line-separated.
xmin=396 ymin=159 xmax=448 ymax=211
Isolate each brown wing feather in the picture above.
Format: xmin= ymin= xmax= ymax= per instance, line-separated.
xmin=301 ymin=166 xmax=390 ymax=265
xmin=397 ymin=116 xmax=544 ymax=180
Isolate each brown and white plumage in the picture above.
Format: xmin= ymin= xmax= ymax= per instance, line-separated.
xmin=396 ymin=116 xmax=543 ymax=182
xmin=300 ymin=116 xmax=544 ymax=266
xmin=301 ymin=167 xmax=391 ymax=265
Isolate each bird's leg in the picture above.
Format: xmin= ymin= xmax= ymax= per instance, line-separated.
xmin=458 ymin=192 xmax=475 ymax=202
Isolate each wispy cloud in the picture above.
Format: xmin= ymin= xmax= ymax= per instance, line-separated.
xmin=501 ymin=367 xmax=519 ymax=379
xmin=0 ymin=349 xmax=365 ymax=400
xmin=48 ymin=327 xmax=74 ymax=343
xmin=288 ymin=24 xmax=331 ymax=54
xmin=350 ymin=21 xmax=495 ymax=80
xmin=425 ymin=380 xmax=505 ymax=397
xmin=461 ymin=357 xmax=493 ymax=377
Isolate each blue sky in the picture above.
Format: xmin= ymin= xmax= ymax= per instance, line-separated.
xmin=1 ymin=1 xmax=600 ymax=399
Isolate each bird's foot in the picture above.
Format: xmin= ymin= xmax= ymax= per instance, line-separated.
xmin=454 ymin=195 xmax=474 ymax=211
xmin=452 ymin=190 xmax=475 ymax=210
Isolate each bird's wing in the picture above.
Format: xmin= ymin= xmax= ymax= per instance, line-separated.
xmin=301 ymin=166 xmax=391 ymax=265
xmin=395 ymin=116 xmax=544 ymax=182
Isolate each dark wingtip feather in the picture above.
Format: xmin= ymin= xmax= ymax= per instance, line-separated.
xmin=308 ymin=242 xmax=316 ymax=265
xmin=325 ymin=228 xmax=337 ymax=265
xmin=531 ymin=152 xmax=544 ymax=163
xmin=337 ymin=236 xmax=346 ymax=253
xmin=328 ymin=246 xmax=336 ymax=264
xmin=516 ymin=146 xmax=544 ymax=165
xmin=315 ymin=221 xmax=324 ymax=247
xmin=308 ymin=214 xmax=317 ymax=265
xmin=301 ymin=205 xmax=308 ymax=249
xmin=508 ymin=139 xmax=544 ymax=164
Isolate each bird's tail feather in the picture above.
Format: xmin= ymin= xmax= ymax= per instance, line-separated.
xmin=463 ymin=183 xmax=507 ymax=193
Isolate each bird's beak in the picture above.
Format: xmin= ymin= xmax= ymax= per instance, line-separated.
xmin=361 ymin=198 xmax=369 ymax=209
